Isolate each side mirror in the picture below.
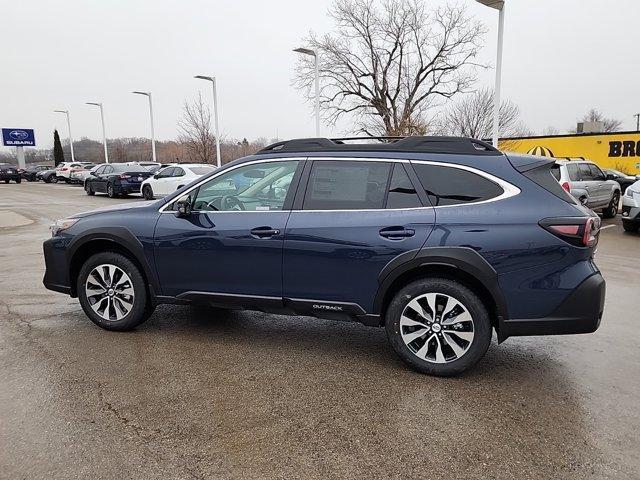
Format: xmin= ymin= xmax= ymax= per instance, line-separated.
xmin=605 ymin=173 xmax=616 ymax=181
xmin=90 ymin=171 xmax=98 ymax=176
xmin=153 ymin=173 xmax=160 ymax=179
xmin=175 ymin=195 xmax=192 ymax=218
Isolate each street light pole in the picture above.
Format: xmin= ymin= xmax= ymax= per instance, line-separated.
xmin=194 ymin=75 xmax=221 ymax=167
xmin=634 ymin=113 xmax=640 ymax=132
xmin=294 ymin=47 xmax=320 ymax=137
xmin=86 ymin=102 xmax=109 ymax=163
xmin=133 ymin=91 xmax=157 ymax=163
xmin=476 ymin=0 xmax=506 ymax=148
xmin=53 ymin=109 xmax=75 ymax=162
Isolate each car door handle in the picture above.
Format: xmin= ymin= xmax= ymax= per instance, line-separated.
xmin=379 ymin=227 xmax=415 ymax=239
xmin=250 ymin=226 xmax=280 ymax=238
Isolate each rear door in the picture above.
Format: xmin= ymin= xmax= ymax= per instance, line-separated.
xmin=588 ymin=164 xmax=609 ymax=206
xmin=577 ymin=163 xmax=597 ymax=207
xmin=282 ymin=159 xmax=435 ymax=314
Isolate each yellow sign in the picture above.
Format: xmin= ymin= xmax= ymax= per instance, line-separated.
xmin=499 ymin=132 xmax=640 ymax=175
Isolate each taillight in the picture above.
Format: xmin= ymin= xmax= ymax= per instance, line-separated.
xmin=561 ymin=181 xmax=571 ymax=192
xmin=119 ymin=174 xmax=131 ymax=180
xmin=540 ymin=217 xmax=601 ymax=248
xmin=59 ymin=167 xmax=68 ymax=171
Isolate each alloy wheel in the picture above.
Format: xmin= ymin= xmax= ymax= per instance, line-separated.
xmin=85 ymin=264 xmax=135 ymax=321
xmin=400 ymin=293 xmax=475 ymax=364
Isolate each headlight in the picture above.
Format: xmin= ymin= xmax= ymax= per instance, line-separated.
xmin=50 ymin=218 xmax=79 ymax=236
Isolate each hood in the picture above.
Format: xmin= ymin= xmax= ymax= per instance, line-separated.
xmin=73 ymin=200 xmax=159 ymax=218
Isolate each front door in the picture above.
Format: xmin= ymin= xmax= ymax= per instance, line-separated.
xmin=283 ymin=160 xmax=435 ymax=314
xmin=154 ymin=159 xmax=302 ymax=301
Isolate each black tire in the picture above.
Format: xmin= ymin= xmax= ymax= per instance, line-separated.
xmin=602 ymin=192 xmax=620 ymax=219
xmin=85 ymin=182 xmax=95 ymax=195
xmin=15 ymin=177 xmax=21 ymax=184
xmin=4 ymin=179 xmax=9 ymax=184
xmin=385 ymin=278 xmax=492 ymax=376
xmin=142 ymin=185 xmax=154 ymax=200
xmin=51 ymin=176 xmax=58 ymax=184
xmin=107 ymin=183 xmax=117 ymax=198
xmin=77 ymin=252 xmax=153 ymax=331
xmin=623 ymin=221 xmax=639 ymax=233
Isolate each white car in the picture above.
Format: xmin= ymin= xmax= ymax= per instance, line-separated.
xmin=55 ymin=162 xmax=92 ymax=182
xmin=140 ymin=164 xmax=216 ymax=199
xmin=622 ymin=180 xmax=640 ymax=233
xmin=69 ymin=163 xmax=97 ymax=184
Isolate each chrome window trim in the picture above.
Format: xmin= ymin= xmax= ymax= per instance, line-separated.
xmin=158 ymin=156 xmax=520 ymax=214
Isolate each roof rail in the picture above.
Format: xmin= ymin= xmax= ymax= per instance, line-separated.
xmin=257 ymin=136 xmax=500 ymax=156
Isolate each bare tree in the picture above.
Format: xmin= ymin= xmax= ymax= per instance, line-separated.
xmin=177 ymin=92 xmax=216 ymax=163
xmin=436 ymin=88 xmax=523 ymax=140
xmin=579 ymin=108 xmax=622 ymax=133
xmin=543 ymin=126 xmax=560 ymax=136
xmin=294 ymin=0 xmax=485 ymax=136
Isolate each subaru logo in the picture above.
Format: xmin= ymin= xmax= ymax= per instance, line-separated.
xmin=9 ymin=130 xmax=28 ymax=140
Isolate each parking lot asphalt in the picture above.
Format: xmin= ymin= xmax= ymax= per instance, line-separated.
xmin=1 ymin=181 xmax=639 ymax=479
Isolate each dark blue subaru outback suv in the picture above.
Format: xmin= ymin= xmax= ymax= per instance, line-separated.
xmin=43 ymin=137 xmax=605 ymax=376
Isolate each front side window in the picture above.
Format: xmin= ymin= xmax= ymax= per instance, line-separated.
xmin=103 ymin=165 xmax=114 ymax=174
xmin=192 ymin=160 xmax=298 ymax=211
xmin=173 ymin=167 xmax=185 ymax=177
xmin=303 ymin=161 xmax=391 ymax=210
xmin=157 ymin=167 xmax=174 ymax=178
xmin=588 ymin=164 xmax=605 ymax=181
xmin=412 ymin=163 xmax=504 ymax=206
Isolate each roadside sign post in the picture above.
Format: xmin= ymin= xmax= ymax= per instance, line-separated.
xmin=2 ymin=128 xmax=35 ymax=169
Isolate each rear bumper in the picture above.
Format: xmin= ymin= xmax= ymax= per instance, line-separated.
xmin=498 ymin=273 xmax=605 ymax=341
xmin=118 ymin=183 xmax=143 ymax=193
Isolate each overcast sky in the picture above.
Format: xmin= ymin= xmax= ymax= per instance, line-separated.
xmin=2 ymin=0 xmax=639 ymax=152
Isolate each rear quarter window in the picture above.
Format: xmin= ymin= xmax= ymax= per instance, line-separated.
xmin=411 ymin=164 xmax=503 ymax=206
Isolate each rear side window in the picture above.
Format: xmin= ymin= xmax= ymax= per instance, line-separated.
xmin=566 ymin=164 xmax=580 ymax=181
xmin=386 ymin=164 xmax=422 ymax=209
xmin=303 ymin=161 xmax=391 ymax=210
xmin=412 ymin=164 xmax=503 ymax=206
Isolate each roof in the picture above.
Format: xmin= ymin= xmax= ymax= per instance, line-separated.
xmin=257 ymin=136 xmax=501 ymax=156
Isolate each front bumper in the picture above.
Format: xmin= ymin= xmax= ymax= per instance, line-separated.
xmin=498 ymin=273 xmax=605 ymax=341
xmin=42 ymin=237 xmax=72 ymax=295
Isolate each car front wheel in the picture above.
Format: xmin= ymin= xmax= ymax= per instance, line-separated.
xmin=385 ymin=278 xmax=492 ymax=376
xmin=77 ymin=252 xmax=153 ymax=331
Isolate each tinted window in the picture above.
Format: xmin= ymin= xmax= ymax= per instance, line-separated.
xmin=578 ymin=164 xmax=594 ymax=181
xmin=412 ymin=164 xmax=503 ymax=206
xmin=157 ymin=167 xmax=174 ymax=178
xmin=551 ymin=164 xmax=561 ymax=180
xmin=566 ymin=164 xmax=580 ymax=181
xmin=94 ymin=166 xmax=106 ymax=174
xmin=173 ymin=167 xmax=185 ymax=177
xmin=386 ymin=164 xmax=422 ymax=209
xmin=192 ymin=160 xmax=298 ymax=211
xmin=103 ymin=165 xmax=114 ymax=174
xmin=303 ymin=161 xmax=391 ymax=210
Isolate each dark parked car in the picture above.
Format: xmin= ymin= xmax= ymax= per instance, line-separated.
xmin=84 ymin=163 xmax=153 ymax=197
xmin=0 ymin=163 xmax=21 ymax=183
xmin=43 ymin=137 xmax=606 ymax=376
xmin=603 ymin=169 xmax=639 ymax=194
xmin=22 ymin=165 xmax=51 ymax=181
xmin=37 ymin=168 xmax=59 ymax=183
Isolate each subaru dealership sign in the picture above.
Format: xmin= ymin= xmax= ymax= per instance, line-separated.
xmin=2 ymin=128 xmax=36 ymax=147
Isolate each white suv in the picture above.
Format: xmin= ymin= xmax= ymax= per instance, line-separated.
xmin=553 ymin=159 xmax=621 ymax=218
xmin=621 ymin=180 xmax=640 ymax=233
xmin=55 ymin=162 xmax=93 ymax=183
xmin=140 ymin=164 xmax=216 ymax=199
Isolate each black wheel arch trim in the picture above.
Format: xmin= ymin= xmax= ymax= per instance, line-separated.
xmin=67 ymin=227 xmax=161 ymax=300
xmin=374 ymin=246 xmax=509 ymax=325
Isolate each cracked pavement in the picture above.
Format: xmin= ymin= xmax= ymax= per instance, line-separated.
xmin=1 ymin=182 xmax=639 ymax=479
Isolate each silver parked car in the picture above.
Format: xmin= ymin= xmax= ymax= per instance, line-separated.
xmin=552 ymin=159 xmax=621 ymax=218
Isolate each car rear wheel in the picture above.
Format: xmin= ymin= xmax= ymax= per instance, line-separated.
xmin=142 ymin=185 xmax=154 ymax=200
xmin=77 ymin=252 xmax=153 ymax=331
xmin=602 ymin=192 xmax=620 ymax=218
xmin=15 ymin=177 xmax=21 ymax=184
xmin=4 ymin=179 xmax=8 ymax=184
xmin=50 ymin=176 xmax=58 ymax=183
xmin=107 ymin=183 xmax=117 ymax=198
xmin=385 ymin=278 xmax=492 ymax=376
